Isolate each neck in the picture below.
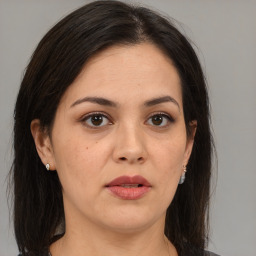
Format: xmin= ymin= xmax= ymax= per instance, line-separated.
xmin=50 ymin=214 xmax=177 ymax=256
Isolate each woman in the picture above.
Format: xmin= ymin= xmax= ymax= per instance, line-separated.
xmin=11 ymin=1 xmax=218 ymax=255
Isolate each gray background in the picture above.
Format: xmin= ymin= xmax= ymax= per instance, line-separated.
xmin=1 ymin=1 xmax=255 ymax=256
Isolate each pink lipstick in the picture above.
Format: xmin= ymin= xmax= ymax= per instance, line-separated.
xmin=106 ymin=175 xmax=151 ymax=200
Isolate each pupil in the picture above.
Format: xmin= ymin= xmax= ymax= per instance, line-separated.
xmin=152 ymin=115 xmax=162 ymax=125
xmin=91 ymin=115 xmax=103 ymax=126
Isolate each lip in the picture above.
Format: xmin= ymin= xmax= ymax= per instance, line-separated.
xmin=106 ymin=175 xmax=151 ymax=200
xmin=106 ymin=175 xmax=151 ymax=187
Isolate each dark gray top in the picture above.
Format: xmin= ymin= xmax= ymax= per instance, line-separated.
xmin=18 ymin=249 xmax=220 ymax=256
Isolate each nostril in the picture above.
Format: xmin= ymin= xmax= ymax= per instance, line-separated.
xmin=117 ymin=156 xmax=145 ymax=163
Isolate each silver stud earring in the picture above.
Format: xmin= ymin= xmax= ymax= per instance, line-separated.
xmin=179 ymin=165 xmax=187 ymax=184
xmin=46 ymin=163 xmax=50 ymax=171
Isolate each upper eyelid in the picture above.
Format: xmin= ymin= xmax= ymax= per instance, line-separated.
xmin=80 ymin=111 xmax=112 ymax=121
xmin=146 ymin=111 xmax=174 ymax=120
xmin=79 ymin=111 xmax=174 ymax=125
xmin=80 ymin=111 xmax=173 ymax=118
xmin=80 ymin=112 xmax=112 ymax=129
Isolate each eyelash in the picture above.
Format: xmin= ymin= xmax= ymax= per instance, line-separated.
xmin=80 ymin=112 xmax=112 ymax=129
xmin=146 ymin=112 xmax=174 ymax=128
xmin=80 ymin=112 xmax=174 ymax=129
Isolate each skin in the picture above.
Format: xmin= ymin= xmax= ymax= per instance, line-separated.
xmin=31 ymin=43 xmax=196 ymax=256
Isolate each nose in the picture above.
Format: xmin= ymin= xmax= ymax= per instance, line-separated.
xmin=112 ymin=123 xmax=147 ymax=164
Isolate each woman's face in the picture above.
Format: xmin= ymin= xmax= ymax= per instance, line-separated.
xmin=34 ymin=43 xmax=195 ymax=233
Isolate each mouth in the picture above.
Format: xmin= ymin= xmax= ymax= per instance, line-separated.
xmin=118 ymin=184 xmax=143 ymax=188
xmin=105 ymin=175 xmax=151 ymax=200
xmin=106 ymin=175 xmax=151 ymax=187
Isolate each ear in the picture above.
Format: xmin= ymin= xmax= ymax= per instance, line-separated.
xmin=30 ymin=119 xmax=56 ymax=171
xmin=183 ymin=120 xmax=197 ymax=165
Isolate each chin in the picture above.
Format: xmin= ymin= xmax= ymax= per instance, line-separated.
xmin=96 ymin=206 xmax=163 ymax=234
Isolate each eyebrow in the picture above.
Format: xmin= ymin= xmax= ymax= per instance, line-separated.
xmin=144 ymin=96 xmax=180 ymax=110
xmin=70 ymin=96 xmax=118 ymax=108
xmin=70 ymin=95 xmax=180 ymax=110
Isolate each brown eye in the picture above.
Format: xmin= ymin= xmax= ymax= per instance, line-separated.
xmin=91 ymin=115 xmax=104 ymax=126
xmin=82 ymin=113 xmax=111 ymax=128
xmin=151 ymin=115 xmax=163 ymax=126
xmin=146 ymin=113 xmax=173 ymax=127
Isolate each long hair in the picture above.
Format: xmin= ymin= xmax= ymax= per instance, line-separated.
xmin=10 ymin=1 xmax=213 ymax=255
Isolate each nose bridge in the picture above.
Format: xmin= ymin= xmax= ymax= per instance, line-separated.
xmin=113 ymin=119 xmax=147 ymax=164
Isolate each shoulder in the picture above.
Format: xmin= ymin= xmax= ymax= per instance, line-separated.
xmin=17 ymin=252 xmax=50 ymax=256
xmin=183 ymin=243 xmax=220 ymax=256
xmin=205 ymin=251 xmax=220 ymax=256
xmin=197 ymin=249 xmax=220 ymax=256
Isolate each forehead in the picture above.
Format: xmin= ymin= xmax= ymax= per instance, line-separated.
xmin=60 ymin=43 xmax=182 ymax=107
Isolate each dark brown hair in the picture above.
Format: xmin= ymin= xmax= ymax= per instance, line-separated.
xmin=11 ymin=1 xmax=213 ymax=255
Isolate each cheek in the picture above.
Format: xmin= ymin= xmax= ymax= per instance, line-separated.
xmin=151 ymin=140 xmax=185 ymax=208
xmin=150 ymin=132 xmax=187 ymax=191
xmin=152 ymin=136 xmax=186 ymax=171
xmin=52 ymin=130 xmax=112 ymax=193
